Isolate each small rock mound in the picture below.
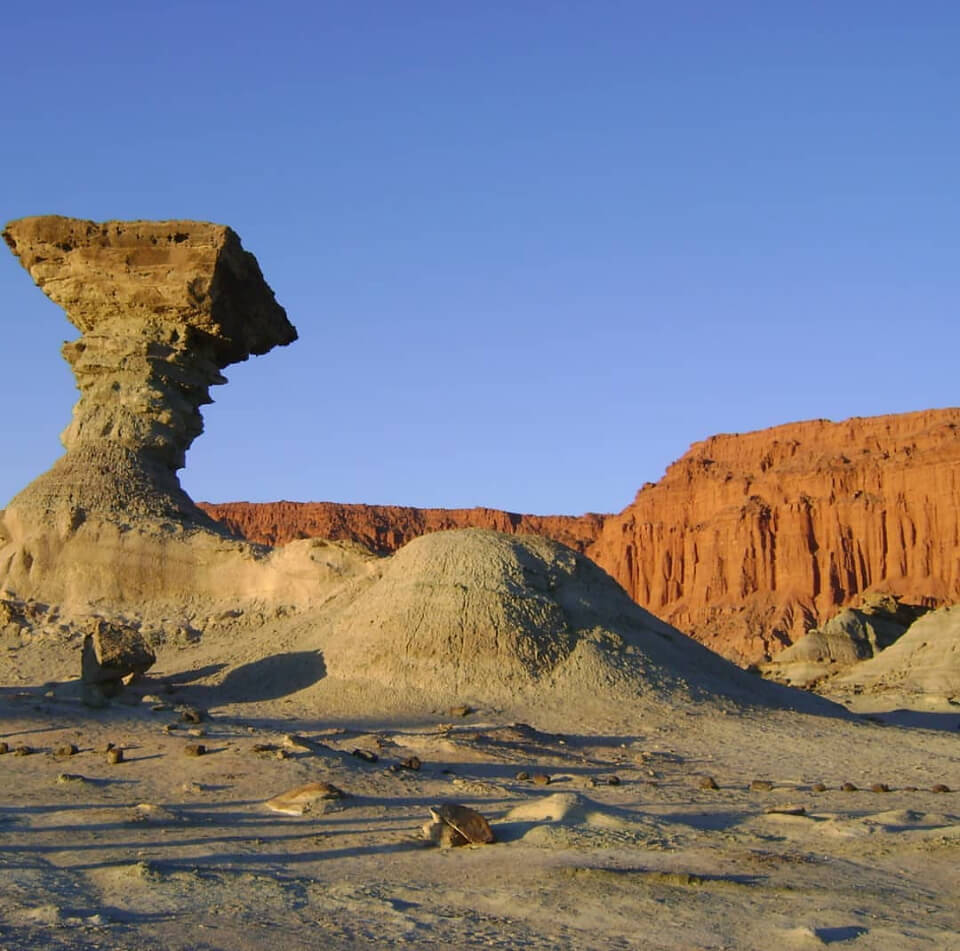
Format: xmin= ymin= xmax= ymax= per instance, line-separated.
xmin=322 ymin=529 xmax=829 ymax=713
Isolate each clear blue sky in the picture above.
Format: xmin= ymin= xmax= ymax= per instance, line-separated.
xmin=1 ymin=2 xmax=957 ymax=514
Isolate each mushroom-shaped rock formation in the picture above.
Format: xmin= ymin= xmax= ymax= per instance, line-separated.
xmin=1 ymin=215 xmax=296 ymax=525
xmin=0 ymin=216 xmax=312 ymax=611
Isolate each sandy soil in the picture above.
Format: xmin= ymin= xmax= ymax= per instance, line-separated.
xmin=1 ymin=648 xmax=957 ymax=951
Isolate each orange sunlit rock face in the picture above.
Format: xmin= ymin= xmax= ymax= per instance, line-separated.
xmin=200 ymin=408 xmax=960 ymax=664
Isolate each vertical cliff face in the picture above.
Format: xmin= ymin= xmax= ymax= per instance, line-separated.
xmin=197 ymin=501 xmax=607 ymax=556
xmin=200 ymin=409 xmax=960 ymax=665
xmin=584 ymin=409 xmax=960 ymax=662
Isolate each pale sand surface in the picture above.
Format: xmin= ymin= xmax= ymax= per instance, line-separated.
xmin=1 ymin=654 xmax=958 ymax=951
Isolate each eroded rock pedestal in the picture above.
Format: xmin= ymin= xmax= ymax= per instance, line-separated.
xmin=0 ymin=216 xmax=298 ymax=608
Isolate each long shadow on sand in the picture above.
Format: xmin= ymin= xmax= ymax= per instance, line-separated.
xmin=168 ymin=651 xmax=328 ymax=706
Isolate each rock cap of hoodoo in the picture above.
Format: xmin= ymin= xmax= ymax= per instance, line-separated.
xmin=2 ymin=216 xmax=296 ymax=363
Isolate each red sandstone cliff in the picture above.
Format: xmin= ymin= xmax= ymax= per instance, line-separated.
xmin=586 ymin=409 xmax=960 ymax=662
xmin=199 ymin=408 xmax=960 ymax=664
xmin=198 ymin=501 xmax=606 ymax=557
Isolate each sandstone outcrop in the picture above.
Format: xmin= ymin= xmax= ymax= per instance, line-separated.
xmin=834 ymin=603 xmax=960 ymax=699
xmin=589 ymin=409 xmax=960 ymax=663
xmin=0 ymin=216 xmax=306 ymax=610
xmin=757 ymin=594 xmax=928 ymax=687
xmin=201 ymin=409 xmax=960 ymax=665
xmin=80 ymin=618 xmax=156 ymax=698
xmin=2 ymin=215 xmax=296 ymax=526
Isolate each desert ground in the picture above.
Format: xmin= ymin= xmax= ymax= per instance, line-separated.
xmin=2 ymin=620 xmax=958 ymax=951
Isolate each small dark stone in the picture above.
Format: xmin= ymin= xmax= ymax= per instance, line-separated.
xmin=399 ymin=756 xmax=421 ymax=771
xmin=841 ymin=782 xmax=858 ymax=792
xmin=184 ymin=744 xmax=206 ymax=757
xmin=352 ymin=748 xmax=378 ymax=763
xmin=0 ymin=742 xmax=9 ymax=755
xmin=698 ymin=775 xmax=719 ymax=790
xmin=180 ymin=707 xmax=204 ymax=724
xmin=251 ymin=743 xmax=276 ymax=753
xmin=106 ymin=748 xmax=124 ymax=765
xmin=870 ymin=783 xmax=890 ymax=793
xmin=102 ymin=742 xmax=115 ymax=753
xmin=515 ymin=771 xmax=531 ymax=782
xmin=931 ymin=783 xmax=951 ymax=793
xmin=811 ymin=782 xmax=827 ymax=792
xmin=607 ymin=775 xmax=621 ymax=786
xmin=749 ymin=780 xmax=773 ymax=792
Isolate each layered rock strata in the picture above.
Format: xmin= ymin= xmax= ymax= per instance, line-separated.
xmin=198 ymin=501 xmax=606 ymax=555
xmin=590 ymin=409 xmax=960 ymax=662
xmin=2 ymin=215 xmax=296 ymax=525
xmin=202 ymin=409 xmax=960 ymax=664
xmin=0 ymin=216 xmax=299 ymax=608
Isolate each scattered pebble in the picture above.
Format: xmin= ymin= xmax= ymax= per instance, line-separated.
xmin=56 ymin=773 xmax=87 ymax=784
xmin=352 ymin=748 xmax=378 ymax=763
xmin=698 ymin=775 xmax=719 ymax=790
xmin=448 ymin=705 xmax=473 ymax=717
xmin=841 ymin=782 xmax=858 ymax=792
xmin=749 ymin=779 xmax=773 ymax=791
xmin=55 ymin=744 xmax=78 ymax=757
xmin=265 ymin=781 xmax=346 ymax=816
xmin=515 ymin=771 xmax=530 ymax=782
xmin=870 ymin=783 xmax=891 ymax=793
xmin=606 ymin=775 xmax=621 ymax=786
xmin=180 ymin=707 xmax=204 ymax=723
xmin=811 ymin=782 xmax=827 ymax=792
xmin=765 ymin=804 xmax=806 ymax=816
xmin=106 ymin=748 xmax=124 ymax=765
xmin=187 ymin=728 xmax=206 ymax=738
xmin=0 ymin=742 xmax=9 ymax=755
xmin=275 ymin=749 xmax=288 ymax=760
xmin=931 ymin=783 xmax=951 ymax=793
xmin=532 ymin=773 xmax=551 ymax=786
xmin=14 ymin=744 xmax=33 ymax=757
xmin=184 ymin=744 xmax=206 ymax=757
xmin=399 ymin=756 xmax=422 ymax=771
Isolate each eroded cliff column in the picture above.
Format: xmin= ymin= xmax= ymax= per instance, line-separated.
xmin=1 ymin=216 xmax=297 ymax=525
